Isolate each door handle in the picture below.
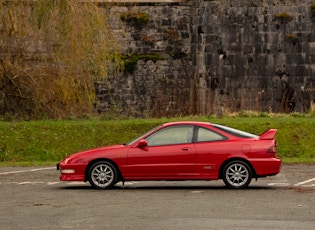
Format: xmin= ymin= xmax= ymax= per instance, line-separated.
xmin=181 ymin=147 xmax=190 ymax=151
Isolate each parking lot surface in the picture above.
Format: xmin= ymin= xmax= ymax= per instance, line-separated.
xmin=0 ymin=164 xmax=314 ymax=229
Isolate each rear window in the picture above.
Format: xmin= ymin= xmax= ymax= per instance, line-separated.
xmin=212 ymin=124 xmax=258 ymax=138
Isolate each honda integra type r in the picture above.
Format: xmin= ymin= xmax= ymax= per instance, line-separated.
xmin=57 ymin=121 xmax=282 ymax=189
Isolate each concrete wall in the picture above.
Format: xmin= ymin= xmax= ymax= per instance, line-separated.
xmin=95 ymin=0 xmax=315 ymax=117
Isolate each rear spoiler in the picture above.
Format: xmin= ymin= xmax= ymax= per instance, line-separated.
xmin=259 ymin=129 xmax=277 ymax=140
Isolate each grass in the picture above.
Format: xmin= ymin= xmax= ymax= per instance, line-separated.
xmin=0 ymin=114 xmax=314 ymax=166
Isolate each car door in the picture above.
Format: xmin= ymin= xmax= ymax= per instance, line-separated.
xmin=126 ymin=125 xmax=196 ymax=179
xmin=194 ymin=126 xmax=229 ymax=179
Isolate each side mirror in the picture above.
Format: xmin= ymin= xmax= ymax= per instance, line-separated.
xmin=137 ymin=139 xmax=148 ymax=148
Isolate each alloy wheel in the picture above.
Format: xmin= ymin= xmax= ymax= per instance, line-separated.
xmin=223 ymin=161 xmax=252 ymax=189
xmin=89 ymin=161 xmax=117 ymax=189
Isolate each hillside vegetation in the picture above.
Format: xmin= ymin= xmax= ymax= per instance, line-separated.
xmin=0 ymin=113 xmax=314 ymax=166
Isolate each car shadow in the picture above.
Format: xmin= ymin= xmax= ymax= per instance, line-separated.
xmin=116 ymin=184 xmax=281 ymax=190
xmin=57 ymin=183 xmax=281 ymax=191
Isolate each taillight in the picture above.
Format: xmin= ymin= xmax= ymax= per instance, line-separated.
xmin=267 ymin=146 xmax=276 ymax=154
xmin=267 ymin=140 xmax=277 ymax=154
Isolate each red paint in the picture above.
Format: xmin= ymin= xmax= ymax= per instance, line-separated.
xmin=57 ymin=121 xmax=281 ymax=187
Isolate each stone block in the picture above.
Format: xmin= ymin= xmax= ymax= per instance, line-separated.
xmin=294 ymin=65 xmax=306 ymax=76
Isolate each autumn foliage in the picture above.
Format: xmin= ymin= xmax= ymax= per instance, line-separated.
xmin=0 ymin=0 xmax=121 ymax=119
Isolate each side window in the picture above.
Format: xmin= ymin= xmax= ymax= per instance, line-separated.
xmin=146 ymin=126 xmax=194 ymax=146
xmin=197 ymin=127 xmax=226 ymax=142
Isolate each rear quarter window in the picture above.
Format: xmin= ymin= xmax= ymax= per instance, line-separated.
xmin=196 ymin=127 xmax=227 ymax=142
xmin=212 ymin=124 xmax=258 ymax=138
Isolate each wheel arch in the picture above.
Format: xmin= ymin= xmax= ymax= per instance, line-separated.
xmin=84 ymin=158 xmax=124 ymax=182
xmin=218 ymin=158 xmax=257 ymax=179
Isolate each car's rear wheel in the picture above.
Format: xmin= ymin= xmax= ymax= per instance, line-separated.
xmin=223 ymin=160 xmax=252 ymax=189
xmin=88 ymin=161 xmax=118 ymax=189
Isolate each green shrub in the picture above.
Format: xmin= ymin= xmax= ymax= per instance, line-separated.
xmin=140 ymin=35 xmax=154 ymax=44
xmin=122 ymin=54 xmax=163 ymax=73
xmin=164 ymin=28 xmax=179 ymax=41
xmin=286 ymin=33 xmax=299 ymax=44
xmin=275 ymin=12 xmax=293 ymax=23
xmin=124 ymin=56 xmax=139 ymax=73
xmin=120 ymin=11 xmax=150 ymax=24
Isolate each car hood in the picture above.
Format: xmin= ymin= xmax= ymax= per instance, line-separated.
xmin=64 ymin=144 xmax=126 ymax=161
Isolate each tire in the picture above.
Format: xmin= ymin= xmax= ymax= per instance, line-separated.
xmin=223 ymin=160 xmax=252 ymax=189
xmin=88 ymin=161 xmax=118 ymax=189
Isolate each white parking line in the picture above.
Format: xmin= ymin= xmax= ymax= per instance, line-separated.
xmin=0 ymin=167 xmax=314 ymax=188
xmin=294 ymin=178 xmax=315 ymax=186
xmin=0 ymin=167 xmax=55 ymax=175
xmin=19 ymin=182 xmax=44 ymax=185
xmin=47 ymin=182 xmax=60 ymax=185
xmin=268 ymin=183 xmax=290 ymax=186
xmin=67 ymin=182 xmax=87 ymax=185
xmin=301 ymin=184 xmax=315 ymax=187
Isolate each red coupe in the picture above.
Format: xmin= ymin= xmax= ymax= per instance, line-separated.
xmin=57 ymin=121 xmax=281 ymax=189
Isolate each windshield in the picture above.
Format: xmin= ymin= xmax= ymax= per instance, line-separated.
xmin=212 ymin=124 xmax=258 ymax=138
xmin=125 ymin=125 xmax=161 ymax=145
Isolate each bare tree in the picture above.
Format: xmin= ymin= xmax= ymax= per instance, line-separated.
xmin=0 ymin=0 xmax=121 ymax=119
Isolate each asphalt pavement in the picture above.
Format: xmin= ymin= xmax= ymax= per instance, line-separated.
xmin=0 ymin=164 xmax=314 ymax=229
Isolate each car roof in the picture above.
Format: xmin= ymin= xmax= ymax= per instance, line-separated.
xmin=162 ymin=121 xmax=211 ymax=126
xmin=161 ymin=121 xmax=258 ymax=139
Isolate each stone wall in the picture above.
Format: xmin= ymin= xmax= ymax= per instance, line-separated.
xmin=95 ymin=0 xmax=315 ymax=117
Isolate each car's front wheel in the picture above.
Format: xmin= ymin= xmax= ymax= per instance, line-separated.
xmin=88 ymin=161 xmax=118 ymax=189
xmin=223 ymin=161 xmax=252 ymax=189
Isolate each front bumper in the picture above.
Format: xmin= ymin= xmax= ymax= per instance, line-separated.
xmin=56 ymin=162 xmax=86 ymax=181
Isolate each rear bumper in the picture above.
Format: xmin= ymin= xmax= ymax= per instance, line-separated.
xmin=251 ymin=157 xmax=282 ymax=177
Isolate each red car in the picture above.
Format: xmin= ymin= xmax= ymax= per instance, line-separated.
xmin=57 ymin=121 xmax=281 ymax=189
